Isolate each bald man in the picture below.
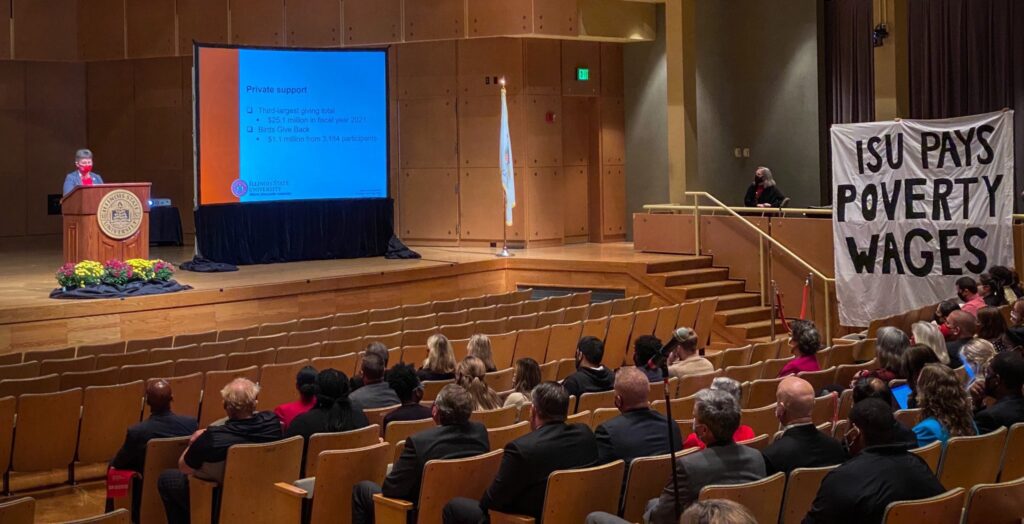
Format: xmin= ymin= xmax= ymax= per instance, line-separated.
xmin=945 ymin=310 xmax=977 ymax=365
xmin=109 ymin=380 xmax=198 ymax=522
xmin=761 ymin=377 xmax=847 ymax=475
xmin=594 ymin=367 xmax=682 ymax=466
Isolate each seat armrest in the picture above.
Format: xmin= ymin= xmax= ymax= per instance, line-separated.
xmin=489 ymin=510 xmax=536 ymax=524
xmin=274 ymin=481 xmax=308 ymax=498
xmin=373 ymin=493 xmax=415 ymax=524
xmin=188 ymin=476 xmax=218 ymax=524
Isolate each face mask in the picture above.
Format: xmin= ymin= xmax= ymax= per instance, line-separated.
xmin=79 ymin=164 xmax=92 ymax=176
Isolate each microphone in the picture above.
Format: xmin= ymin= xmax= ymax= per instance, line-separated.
xmin=647 ymin=327 xmax=694 ymax=369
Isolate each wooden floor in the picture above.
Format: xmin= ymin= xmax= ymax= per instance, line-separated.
xmin=0 ymin=239 xmax=695 ymax=352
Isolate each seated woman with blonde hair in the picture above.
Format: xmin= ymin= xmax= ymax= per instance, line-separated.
xmin=418 ymin=334 xmax=456 ymax=381
xmin=466 ymin=334 xmax=498 ymax=373
xmin=911 ymin=321 xmax=951 ymax=367
xmin=456 ymin=356 xmax=502 ymax=411
xmin=503 ymin=357 xmax=541 ymax=409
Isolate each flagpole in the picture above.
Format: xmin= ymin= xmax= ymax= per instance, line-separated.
xmin=497 ymin=78 xmax=514 ymax=258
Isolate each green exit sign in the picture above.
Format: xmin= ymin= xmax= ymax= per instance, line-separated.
xmin=577 ymin=67 xmax=590 ymax=81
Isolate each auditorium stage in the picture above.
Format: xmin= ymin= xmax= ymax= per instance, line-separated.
xmin=0 ymin=240 xmax=701 ymax=353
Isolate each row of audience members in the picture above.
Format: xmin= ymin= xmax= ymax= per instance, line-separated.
xmin=106 ymin=313 xmax=1024 ymax=523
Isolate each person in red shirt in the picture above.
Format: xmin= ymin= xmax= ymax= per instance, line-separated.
xmin=956 ymin=276 xmax=986 ymax=317
xmin=682 ymin=377 xmax=755 ymax=449
xmin=62 ymin=149 xmax=105 ymax=196
xmin=778 ymin=321 xmax=822 ymax=377
xmin=273 ymin=366 xmax=318 ymax=430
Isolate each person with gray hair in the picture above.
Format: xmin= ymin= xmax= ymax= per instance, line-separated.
xmin=779 ymin=322 xmax=822 ymax=377
xmin=744 ymin=166 xmax=786 ymax=208
xmin=852 ymin=326 xmax=909 ymax=385
xmin=63 ymin=148 xmax=104 ymax=196
xmin=584 ymin=389 xmax=766 ymax=524
xmin=157 ymin=378 xmax=282 ymax=523
xmin=353 ymin=383 xmax=489 ymax=524
xmin=682 ymin=377 xmax=756 ymax=450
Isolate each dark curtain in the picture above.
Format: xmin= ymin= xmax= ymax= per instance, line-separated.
xmin=908 ymin=0 xmax=1024 ymax=203
xmin=825 ymin=0 xmax=876 ymax=124
xmin=195 ymin=199 xmax=395 ymax=265
xmin=823 ymin=0 xmax=875 ymax=203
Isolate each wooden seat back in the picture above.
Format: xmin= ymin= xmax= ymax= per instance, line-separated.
xmin=653 ymin=304 xmax=682 ymax=342
xmin=23 ymin=346 xmax=76 ymax=362
xmin=834 ymin=359 xmax=877 ymax=388
xmin=12 ymin=388 xmax=83 ymax=473
xmin=692 ymin=298 xmax=719 ymax=351
xmin=77 ymin=340 xmax=127 ymax=358
xmin=0 ymin=396 xmax=14 ymax=480
xmin=258 ymin=320 xmax=298 ymax=336
xmin=797 ymin=367 xmax=837 ymax=393
xmin=173 ymin=331 xmax=218 ymax=347
xmin=536 ymin=309 xmax=565 ymax=328
xmin=199 ymin=366 xmax=259 ymax=426
xmin=487 ymin=421 xmax=531 ymax=450
xmin=126 ymin=335 xmax=175 ymax=353
xmin=749 ymin=340 xmax=782 ymax=364
xmin=507 ymin=313 xmax=539 ymax=332
xmin=678 ymin=370 xmax=722 ymax=398
xmin=334 ymin=310 xmax=369 ymax=328
xmin=0 ymin=373 xmax=61 ymax=398
xmin=384 ymin=418 xmax=437 ymax=446
xmin=147 ymin=373 xmax=203 ymax=418
xmin=150 ymin=344 xmax=200 ymax=363
xmin=78 ymin=381 xmax=145 ymax=464
xmin=512 ymin=326 xmax=550 ymax=365
xmin=781 ymin=465 xmax=838 ymax=524
xmin=367 ymin=319 xmax=403 ymax=338
xmin=0 ymin=497 xmax=34 ymax=524
xmin=545 ymin=322 xmax=583 ymax=362
xmin=139 ymin=436 xmax=190 ymax=524
xmin=297 ymin=314 xmax=335 ymax=332
xmin=439 ymin=322 xmax=474 ymax=342
xmin=938 ymin=426 xmax=1007 ymax=490
xmin=963 ymin=477 xmax=1024 ymax=524
xmin=741 ymin=404 xmax=780 ymax=437
xmin=276 ymin=343 xmax=321 ymax=364
xmin=288 ymin=328 xmax=328 ymax=347
xmin=610 ymin=296 xmax=636 ymax=316
xmin=471 ymin=405 xmax=518 ymax=428
xmin=744 ymin=377 xmax=784 ymax=409
xmin=590 ymin=408 xmax=620 ymax=430
xmin=724 ymin=361 xmax=763 ymax=383
xmin=882 ymin=488 xmax=965 ymax=524
xmin=309 ymin=443 xmax=391 ymax=524
xmin=61 ymin=366 xmax=121 ymax=390
xmin=577 ymin=390 xmax=616 ymax=414
xmin=580 ymin=316 xmax=609 ymax=341
xmin=561 ymin=304 xmax=589 ymax=324
xmin=40 ymin=355 xmax=96 ymax=376
xmin=604 ymin=313 xmax=635 ymax=368
xmin=652 ymin=395 xmax=698 ymax=419
xmin=304 ymin=425 xmax=381 ymax=477
xmin=646 ymin=378 xmax=678 ymax=403
xmin=97 ymin=349 xmax=150 ymax=369
xmin=368 ymin=306 xmax=403 ymax=323
xmin=698 ymin=471 xmax=786 ymax=524
xmin=411 ymin=449 xmax=505 ymax=523
xmin=622 ymin=453 xmax=677 ymax=522
xmin=258 ymin=360 xmax=311 ymax=411
xmin=402 ymin=302 xmax=434 ymax=318
xmin=245 ymin=333 xmax=289 ymax=353
xmin=311 ymin=352 xmax=358 ymax=374
xmin=175 ymin=354 xmax=228 ymax=376
xmin=363 ymin=405 xmax=400 ymax=427
xmin=811 ymin=393 xmax=837 ymax=426
xmin=910 ymin=440 xmax=943 ymax=473
xmin=586 ymin=300 xmax=613 ymax=320
xmin=760 ymin=357 xmax=795 ymax=379
xmin=200 ymin=436 xmax=304 ymax=523
xmin=0 ymin=361 xmax=40 ymax=381
xmin=537 ymin=460 xmax=625 ymax=523
xmin=201 ymin=337 xmax=246 ymax=356
xmin=721 ymin=345 xmax=753 ymax=368
xmin=893 ymin=408 xmax=923 ymax=428
xmin=488 ymin=332 xmax=518 ymax=369
xmin=227 ymin=347 xmax=277 ymax=370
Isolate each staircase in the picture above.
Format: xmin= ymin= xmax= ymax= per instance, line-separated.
xmin=642 ymin=257 xmax=784 ymax=345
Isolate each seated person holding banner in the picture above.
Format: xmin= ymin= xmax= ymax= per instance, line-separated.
xmin=63 ymin=148 xmax=104 ymax=196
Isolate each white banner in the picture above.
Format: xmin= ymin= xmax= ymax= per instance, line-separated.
xmin=831 ymin=111 xmax=1015 ymax=327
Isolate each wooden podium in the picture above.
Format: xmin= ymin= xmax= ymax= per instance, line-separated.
xmin=62 ymin=183 xmax=151 ymax=264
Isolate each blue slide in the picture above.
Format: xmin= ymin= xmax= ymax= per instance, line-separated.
xmin=236 ymin=48 xmax=387 ymax=202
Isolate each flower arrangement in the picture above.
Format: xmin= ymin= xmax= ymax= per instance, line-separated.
xmin=55 ymin=259 xmax=176 ymax=289
xmin=102 ymin=260 xmax=134 ymax=286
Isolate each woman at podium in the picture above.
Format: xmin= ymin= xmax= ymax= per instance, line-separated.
xmin=62 ymin=149 xmax=104 ymax=196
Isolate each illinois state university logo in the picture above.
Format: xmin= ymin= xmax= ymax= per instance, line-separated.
xmin=97 ymin=190 xmax=144 ymax=240
xmin=231 ymin=179 xmax=249 ymax=198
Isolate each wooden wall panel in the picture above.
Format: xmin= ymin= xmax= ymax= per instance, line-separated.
xmin=404 ymin=0 xmax=465 ymax=42
xmin=0 ymin=0 xmax=10 ymax=59
xmin=134 ymin=58 xmax=184 ymax=170
xmin=0 ymin=62 xmax=27 ymax=237
xmin=563 ymin=165 xmax=588 ymax=238
xmin=526 ymin=168 xmax=563 ymax=242
xmin=177 ymin=0 xmax=229 ymax=55
xmin=525 ymin=95 xmax=561 ymax=167
xmin=397 ymin=169 xmax=458 ymax=240
xmin=396 ymin=41 xmax=457 ymax=99
xmin=533 ymin=0 xmax=578 ymax=37
xmin=231 ymin=0 xmax=285 ymax=46
xmin=126 ymin=0 xmax=175 ymax=58
xmin=78 ymin=0 xmax=126 ymax=61
xmin=561 ymin=41 xmax=600 ymax=97
xmin=458 ymin=168 xmax=503 ymax=241
xmin=601 ymin=165 xmax=625 ymax=238
xmin=467 ymin=0 xmax=531 ymax=37
xmin=25 ymin=63 xmax=86 ymax=235
xmin=524 ymin=39 xmax=561 ymax=95
xmin=600 ymin=97 xmax=624 ymax=165
xmin=699 ymin=215 xmax=768 ymax=293
xmin=86 ymin=61 xmax=135 ymax=180
xmin=285 ymin=0 xmax=341 ymax=47
xmin=458 ymin=95 xmax=525 ymax=168
xmin=398 ymin=97 xmax=458 ymax=168
xmin=344 ymin=0 xmax=401 ymax=45
xmin=561 ymin=96 xmax=590 ymax=166
xmin=458 ymin=38 xmax=524 ymax=96
xmin=12 ymin=0 xmax=78 ymax=60
xmin=600 ymin=43 xmax=624 ymax=97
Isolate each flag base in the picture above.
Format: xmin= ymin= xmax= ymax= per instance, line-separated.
xmin=496 ymin=246 xmax=515 ymax=258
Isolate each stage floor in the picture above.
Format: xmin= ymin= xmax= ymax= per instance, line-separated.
xmin=0 ymin=240 xmax=694 ymax=351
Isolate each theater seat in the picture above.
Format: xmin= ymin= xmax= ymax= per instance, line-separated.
xmin=882 ymin=488 xmax=965 ymax=524
xmin=303 ymin=425 xmax=381 ymax=477
xmin=489 ymin=459 xmax=625 ymax=524
xmin=698 ymin=471 xmax=786 ymax=524
xmin=275 ymin=442 xmax=390 ymax=524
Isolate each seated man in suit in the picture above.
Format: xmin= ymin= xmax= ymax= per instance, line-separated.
xmin=443 ymin=382 xmax=599 ymax=523
xmin=157 ymin=378 xmax=282 ymax=524
xmin=63 ymin=148 xmax=104 ymax=196
xmin=563 ymin=336 xmax=615 ymax=398
xmin=349 ymin=352 xmax=400 ymax=409
xmin=108 ymin=379 xmax=198 ymax=523
xmin=803 ymin=399 xmax=945 ymax=523
xmin=595 ymin=366 xmax=682 ymax=465
xmin=762 ymin=377 xmax=847 ymax=474
xmin=974 ymin=351 xmax=1024 ymax=434
xmin=352 ymin=383 xmax=489 ymax=524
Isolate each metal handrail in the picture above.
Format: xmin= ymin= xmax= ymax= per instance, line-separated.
xmin=676 ymin=192 xmax=835 ymax=341
xmin=645 ymin=203 xmax=1024 ymax=221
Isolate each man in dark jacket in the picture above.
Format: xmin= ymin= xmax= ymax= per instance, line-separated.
xmin=109 ymin=379 xmax=198 ymax=522
xmin=157 ymin=378 xmax=282 ymax=524
xmin=974 ymin=351 xmax=1024 ymax=434
xmin=762 ymin=377 xmax=847 ymax=474
xmin=353 ymin=384 xmax=490 ymax=524
xmin=563 ymin=336 xmax=615 ymax=399
xmin=851 ymin=377 xmax=918 ymax=448
xmin=595 ymin=367 xmax=681 ymax=465
xmin=803 ymin=399 xmax=945 ymax=524
xmin=443 ymin=382 xmax=599 ymax=523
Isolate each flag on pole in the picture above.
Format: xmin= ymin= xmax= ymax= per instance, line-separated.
xmin=499 ymin=85 xmax=516 ymax=226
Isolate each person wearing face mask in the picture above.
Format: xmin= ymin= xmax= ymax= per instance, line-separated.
xmin=63 ymin=149 xmax=104 ymax=196
xmin=743 ymin=166 xmax=786 ymax=208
